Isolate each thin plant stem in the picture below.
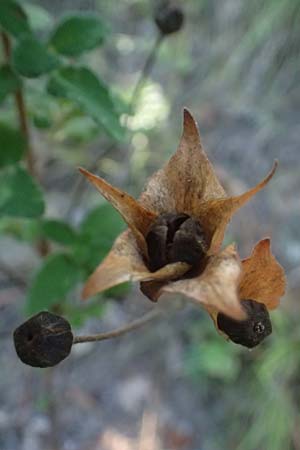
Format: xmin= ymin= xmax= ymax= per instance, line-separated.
xmin=65 ymin=33 xmax=164 ymax=218
xmin=130 ymin=33 xmax=164 ymax=108
xmin=73 ymin=308 xmax=162 ymax=344
xmin=1 ymin=31 xmax=50 ymax=257
xmin=1 ymin=32 xmax=36 ymax=178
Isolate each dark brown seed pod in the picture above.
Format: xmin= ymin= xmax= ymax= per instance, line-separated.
xmin=154 ymin=3 xmax=184 ymax=35
xmin=146 ymin=212 xmax=207 ymax=272
xmin=217 ymin=299 xmax=272 ymax=348
xmin=13 ymin=311 xmax=73 ymax=368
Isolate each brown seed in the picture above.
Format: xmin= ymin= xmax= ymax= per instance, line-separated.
xmin=146 ymin=212 xmax=207 ymax=272
xmin=13 ymin=311 xmax=73 ymax=368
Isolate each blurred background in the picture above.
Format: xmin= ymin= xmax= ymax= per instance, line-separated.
xmin=1 ymin=0 xmax=300 ymax=449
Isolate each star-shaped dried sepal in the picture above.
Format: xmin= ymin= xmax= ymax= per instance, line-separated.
xmin=79 ymin=109 xmax=277 ymax=321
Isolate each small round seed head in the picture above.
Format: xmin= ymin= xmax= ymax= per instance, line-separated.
xmin=217 ymin=299 xmax=272 ymax=348
xmin=13 ymin=311 xmax=73 ymax=368
xmin=154 ymin=3 xmax=184 ymax=35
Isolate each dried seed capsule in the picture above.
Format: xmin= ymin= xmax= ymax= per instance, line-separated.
xmin=146 ymin=212 xmax=207 ymax=272
xmin=154 ymin=3 xmax=184 ymax=35
xmin=13 ymin=311 xmax=73 ymax=367
xmin=217 ymin=299 xmax=272 ymax=348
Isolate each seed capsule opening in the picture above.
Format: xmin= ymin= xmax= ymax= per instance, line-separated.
xmin=145 ymin=212 xmax=208 ymax=274
xmin=217 ymin=299 xmax=272 ymax=348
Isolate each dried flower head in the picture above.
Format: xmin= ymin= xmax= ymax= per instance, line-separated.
xmin=79 ymin=109 xmax=282 ymax=327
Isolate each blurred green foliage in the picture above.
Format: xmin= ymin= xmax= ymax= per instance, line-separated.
xmin=0 ymin=0 xmax=128 ymax=328
xmin=1 ymin=1 xmax=300 ymax=449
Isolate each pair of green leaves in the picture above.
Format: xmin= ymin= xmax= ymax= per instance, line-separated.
xmin=11 ymin=12 xmax=107 ymax=77
xmin=26 ymin=204 xmax=127 ymax=314
xmin=0 ymin=1 xmax=124 ymax=140
xmin=0 ymin=0 xmax=106 ymax=74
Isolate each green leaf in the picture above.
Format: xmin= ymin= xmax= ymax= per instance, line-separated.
xmin=47 ymin=67 xmax=124 ymax=141
xmin=0 ymin=217 xmax=42 ymax=242
xmin=27 ymin=253 xmax=82 ymax=314
xmin=0 ymin=65 xmax=21 ymax=103
xmin=41 ymin=219 xmax=77 ymax=245
xmin=0 ymin=165 xmax=44 ymax=217
xmin=50 ymin=13 xmax=107 ymax=57
xmin=0 ymin=123 xmax=26 ymax=167
xmin=23 ymin=3 xmax=53 ymax=32
xmin=54 ymin=115 xmax=100 ymax=143
xmin=73 ymin=203 xmax=125 ymax=271
xmin=186 ymin=342 xmax=240 ymax=382
xmin=66 ymin=301 xmax=106 ymax=328
xmin=80 ymin=203 xmax=125 ymax=242
xmin=104 ymin=282 xmax=130 ymax=299
xmin=12 ymin=36 xmax=60 ymax=78
xmin=0 ymin=1 xmax=31 ymax=39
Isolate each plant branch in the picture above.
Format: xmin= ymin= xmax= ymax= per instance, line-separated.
xmin=130 ymin=32 xmax=164 ymax=107
xmin=73 ymin=308 xmax=162 ymax=344
xmin=1 ymin=32 xmax=36 ymax=178
xmin=65 ymin=33 xmax=164 ymax=218
xmin=1 ymin=31 xmax=50 ymax=257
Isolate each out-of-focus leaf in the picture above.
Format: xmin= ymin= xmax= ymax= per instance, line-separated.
xmin=27 ymin=253 xmax=82 ymax=314
xmin=47 ymin=67 xmax=124 ymax=141
xmin=23 ymin=3 xmax=53 ymax=31
xmin=72 ymin=203 xmax=125 ymax=271
xmin=0 ymin=1 xmax=31 ymax=39
xmin=0 ymin=65 xmax=21 ymax=103
xmin=50 ymin=13 xmax=107 ymax=57
xmin=33 ymin=114 xmax=52 ymax=129
xmin=12 ymin=36 xmax=60 ymax=78
xmin=104 ymin=282 xmax=130 ymax=299
xmin=0 ymin=165 xmax=44 ymax=217
xmin=0 ymin=123 xmax=26 ymax=167
xmin=0 ymin=217 xmax=41 ymax=241
xmin=80 ymin=203 xmax=125 ymax=242
xmin=41 ymin=219 xmax=77 ymax=245
xmin=66 ymin=301 xmax=106 ymax=328
xmin=54 ymin=115 xmax=100 ymax=143
xmin=186 ymin=342 xmax=240 ymax=382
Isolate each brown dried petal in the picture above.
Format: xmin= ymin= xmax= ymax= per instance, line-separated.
xmin=82 ymin=230 xmax=190 ymax=299
xmin=79 ymin=168 xmax=156 ymax=256
xmin=157 ymin=244 xmax=245 ymax=320
xmin=197 ymin=161 xmax=278 ymax=253
xmin=139 ymin=108 xmax=226 ymax=215
xmin=239 ymin=238 xmax=286 ymax=310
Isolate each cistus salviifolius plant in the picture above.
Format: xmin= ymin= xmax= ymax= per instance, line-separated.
xmin=79 ymin=109 xmax=286 ymax=348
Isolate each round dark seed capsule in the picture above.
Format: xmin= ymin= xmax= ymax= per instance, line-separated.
xmin=13 ymin=311 xmax=73 ymax=367
xmin=217 ymin=299 xmax=272 ymax=348
xmin=154 ymin=3 xmax=184 ymax=35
